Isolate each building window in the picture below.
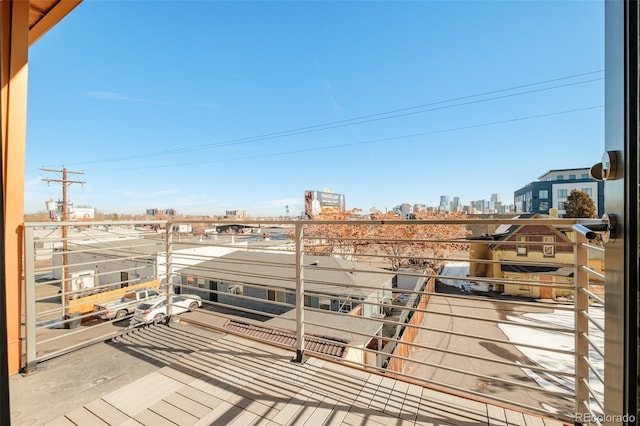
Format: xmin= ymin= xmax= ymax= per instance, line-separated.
xmin=120 ymin=272 xmax=129 ymax=288
xmin=558 ymin=202 xmax=566 ymax=210
xmin=519 ymin=285 xmax=532 ymax=292
xmin=336 ymin=298 xmax=353 ymax=313
xmin=558 ymin=189 xmax=568 ymax=198
xmin=569 ymin=174 xmax=576 ymax=179
xmin=267 ymin=289 xmax=285 ymax=303
xmin=581 ymin=173 xmax=589 ymax=179
xmin=539 ymin=201 xmax=549 ymax=211
xmin=543 ymin=236 xmax=555 ymax=257
xmin=539 ymin=190 xmax=548 ymax=199
xmin=557 ymin=176 xmax=564 ymax=181
xmin=582 ymin=188 xmax=592 ymax=196
xmin=517 ymin=236 xmax=528 ymax=255
xmin=319 ymin=297 xmax=331 ymax=310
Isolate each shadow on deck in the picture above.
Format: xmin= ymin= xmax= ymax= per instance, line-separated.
xmin=10 ymin=321 xmax=567 ymax=426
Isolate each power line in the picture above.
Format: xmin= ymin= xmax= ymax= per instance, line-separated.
xmin=61 ymin=70 xmax=604 ymax=167
xmin=91 ymin=104 xmax=603 ymax=172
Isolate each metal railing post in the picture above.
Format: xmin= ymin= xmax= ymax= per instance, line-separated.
xmin=24 ymin=226 xmax=37 ymax=373
xmin=574 ymin=232 xmax=590 ymax=417
xmin=293 ymin=222 xmax=305 ymax=363
xmin=165 ymin=223 xmax=173 ymax=320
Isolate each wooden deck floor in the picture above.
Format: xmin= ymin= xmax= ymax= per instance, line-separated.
xmin=23 ymin=323 xmax=566 ymax=426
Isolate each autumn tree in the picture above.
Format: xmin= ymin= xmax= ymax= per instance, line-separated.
xmin=301 ymin=209 xmax=370 ymax=257
xmin=300 ymin=208 xmax=470 ymax=272
xmin=564 ymin=189 xmax=597 ymax=218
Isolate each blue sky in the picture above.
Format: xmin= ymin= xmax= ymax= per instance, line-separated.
xmin=24 ymin=0 xmax=604 ymax=217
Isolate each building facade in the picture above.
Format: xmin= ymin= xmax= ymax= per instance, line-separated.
xmin=513 ymin=168 xmax=604 ymax=217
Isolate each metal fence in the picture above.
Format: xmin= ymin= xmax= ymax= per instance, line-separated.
xmin=22 ymin=217 xmax=607 ymax=423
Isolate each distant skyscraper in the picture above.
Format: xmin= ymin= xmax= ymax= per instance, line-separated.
xmin=399 ymin=203 xmax=412 ymax=218
xmin=452 ymin=196 xmax=460 ymax=212
xmin=439 ymin=195 xmax=450 ymax=211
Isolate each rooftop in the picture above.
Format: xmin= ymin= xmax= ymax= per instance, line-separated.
xmin=179 ymin=251 xmax=393 ymax=298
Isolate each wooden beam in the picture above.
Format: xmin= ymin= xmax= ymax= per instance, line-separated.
xmin=2 ymin=0 xmax=30 ymax=377
xmin=29 ymin=0 xmax=82 ymax=46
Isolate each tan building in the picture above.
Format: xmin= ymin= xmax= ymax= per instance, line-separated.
xmin=469 ymin=214 xmax=601 ymax=300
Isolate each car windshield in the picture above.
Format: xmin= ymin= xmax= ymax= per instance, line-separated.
xmin=137 ymin=303 xmax=153 ymax=310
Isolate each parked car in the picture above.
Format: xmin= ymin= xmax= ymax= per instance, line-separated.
xmin=94 ymin=288 xmax=163 ymax=321
xmin=130 ymin=295 xmax=202 ymax=326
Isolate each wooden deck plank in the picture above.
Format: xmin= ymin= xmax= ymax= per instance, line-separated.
xmin=193 ymin=400 xmax=245 ymax=426
xmin=158 ymin=363 xmax=204 ymax=385
xmin=176 ymin=384 xmax=226 ymax=410
xmin=342 ymin=411 xmax=384 ymax=426
xmin=384 ymin=378 xmax=408 ymax=418
xmin=420 ymin=387 xmax=489 ymax=424
xmin=487 ymin=404 xmax=508 ymax=426
xmin=523 ymin=414 xmax=546 ymax=426
xmin=148 ymin=400 xmax=199 ymax=426
xmin=207 ymin=361 xmax=257 ymax=388
xmin=133 ymin=408 xmax=177 ymax=426
xmin=84 ymin=398 xmax=132 ymax=425
xmin=295 ymin=364 xmax=366 ymax=404
xmin=322 ymin=400 xmax=351 ymax=426
xmin=268 ymin=387 xmax=313 ymax=425
xmin=542 ymin=418 xmax=566 ymax=426
xmin=237 ymin=374 xmax=301 ymax=404
xmin=369 ymin=376 xmax=393 ymax=412
xmin=119 ymin=419 xmax=143 ymax=426
xmin=63 ymin=407 xmax=110 ymax=426
xmin=44 ymin=417 xmax=77 ymax=426
xmin=281 ymin=391 xmax=324 ymax=425
xmin=102 ymin=372 xmax=184 ymax=417
xmin=163 ymin=391 xmax=212 ymax=419
xmin=401 ymin=382 xmax=423 ymax=416
xmin=343 ymin=409 xmax=415 ymax=426
xmin=302 ymin=396 xmax=338 ymax=425
xmin=354 ymin=374 xmax=382 ymax=408
xmin=397 ymin=384 xmax=419 ymax=421
xmin=179 ymin=348 xmax=227 ymax=372
xmin=227 ymin=389 xmax=283 ymax=421
xmin=227 ymin=409 xmax=260 ymax=425
xmin=504 ymin=409 xmax=527 ymax=426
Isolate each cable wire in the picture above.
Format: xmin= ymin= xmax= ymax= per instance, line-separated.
xmin=91 ymin=104 xmax=603 ymax=172
xmin=60 ymin=71 xmax=603 ymax=167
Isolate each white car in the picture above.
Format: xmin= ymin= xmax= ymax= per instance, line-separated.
xmin=131 ymin=294 xmax=202 ymax=326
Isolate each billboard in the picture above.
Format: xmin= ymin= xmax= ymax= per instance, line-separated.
xmin=69 ymin=207 xmax=95 ymax=220
xmin=304 ymin=190 xmax=345 ymax=218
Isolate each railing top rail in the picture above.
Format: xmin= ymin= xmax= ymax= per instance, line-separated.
xmin=23 ymin=217 xmax=605 ymax=228
xmin=169 ymin=218 xmax=590 ymax=226
xmin=23 ymin=220 xmax=167 ymax=228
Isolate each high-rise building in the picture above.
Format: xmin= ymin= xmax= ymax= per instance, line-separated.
xmin=452 ymin=196 xmax=460 ymax=212
xmin=439 ymin=195 xmax=450 ymax=211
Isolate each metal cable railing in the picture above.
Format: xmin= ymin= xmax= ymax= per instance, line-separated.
xmin=22 ymin=217 xmax=606 ymax=422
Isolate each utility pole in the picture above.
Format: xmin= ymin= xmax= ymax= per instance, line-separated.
xmin=41 ymin=168 xmax=85 ymax=315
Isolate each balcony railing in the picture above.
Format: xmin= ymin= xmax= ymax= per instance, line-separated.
xmin=22 ymin=217 xmax=606 ymax=424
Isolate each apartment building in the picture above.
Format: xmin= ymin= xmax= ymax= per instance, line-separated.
xmin=513 ymin=167 xmax=604 ymax=217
